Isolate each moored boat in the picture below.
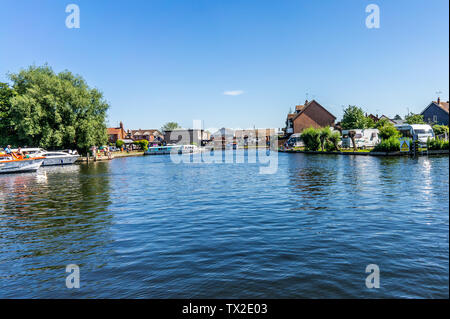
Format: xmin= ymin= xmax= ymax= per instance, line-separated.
xmin=144 ymin=144 xmax=200 ymax=155
xmin=12 ymin=148 xmax=80 ymax=166
xmin=0 ymin=153 xmax=45 ymax=174
xmin=38 ymin=151 xmax=80 ymax=166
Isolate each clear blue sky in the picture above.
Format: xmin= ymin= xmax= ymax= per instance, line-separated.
xmin=1 ymin=0 xmax=448 ymax=130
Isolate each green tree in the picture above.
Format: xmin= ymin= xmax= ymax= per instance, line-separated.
xmin=116 ymin=139 xmax=124 ymax=149
xmin=328 ymin=131 xmax=341 ymax=151
xmin=133 ymin=139 xmax=149 ymax=150
xmin=378 ymin=123 xmax=400 ymax=140
xmin=341 ymin=105 xmax=372 ymax=129
xmin=5 ymin=65 xmax=109 ymax=153
xmin=0 ymin=82 xmax=16 ymax=146
xmin=319 ymin=127 xmax=332 ymax=151
xmin=405 ymin=113 xmax=425 ymax=124
xmin=393 ymin=114 xmax=402 ymax=120
xmin=374 ymin=117 xmax=391 ymax=128
xmin=161 ymin=122 xmax=180 ymax=132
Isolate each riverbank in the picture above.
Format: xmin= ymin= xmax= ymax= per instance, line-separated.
xmin=279 ymin=149 xmax=449 ymax=156
xmin=77 ymin=150 xmax=144 ymax=162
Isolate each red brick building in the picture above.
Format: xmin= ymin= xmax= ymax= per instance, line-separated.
xmin=285 ymin=100 xmax=336 ymax=134
xmin=107 ymin=121 xmax=127 ymax=143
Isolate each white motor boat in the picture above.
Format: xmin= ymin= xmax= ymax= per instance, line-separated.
xmin=11 ymin=148 xmax=80 ymax=166
xmin=0 ymin=153 xmax=45 ymax=174
xmin=38 ymin=151 xmax=80 ymax=166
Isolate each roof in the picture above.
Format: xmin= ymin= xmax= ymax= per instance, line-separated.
xmin=295 ymin=104 xmax=305 ymax=112
xmin=421 ymin=101 xmax=450 ymax=115
xmin=287 ymin=113 xmax=295 ymax=120
xmin=131 ymin=129 xmax=161 ymax=136
xmin=436 ymin=101 xmax=449 ymax=113
xmin=292 ymin=99 xmax=336 ymax=121
xmin=107 ymin=128 xmax=123 ymax=135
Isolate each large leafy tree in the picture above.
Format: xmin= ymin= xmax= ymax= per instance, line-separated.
xmin=4 ymin=65 xmax=109 ymax=152
xmin=340 ymin=105 xmax=373 ymax=130
xmin=0 ymin=82 xmax=16 ymax=146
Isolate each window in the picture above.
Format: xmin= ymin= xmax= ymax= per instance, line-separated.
xmin=433 ymin=115 xmax=437 ymax=122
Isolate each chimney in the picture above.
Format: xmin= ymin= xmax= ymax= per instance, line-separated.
xmin=437 ymin=97 xmax=440 ymax=105
xmin=305 ymin=99 xmax=309 ymax=105
xmin=120 ymin=121 xmax=124 ymax=129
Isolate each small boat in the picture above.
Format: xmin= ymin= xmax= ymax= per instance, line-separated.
xmin=144 ymin=144 xmax=200 ymax=155
xmin=0 ymin=153 xmax=45 ymax=174
xmin=12 ymin=148 xmax=80 ymax=166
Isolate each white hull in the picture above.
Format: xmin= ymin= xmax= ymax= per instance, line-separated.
xmin=0 ymin=159 xmax=43 ymax=174
xmin=41 ymin=155 xmax=79 ymax=166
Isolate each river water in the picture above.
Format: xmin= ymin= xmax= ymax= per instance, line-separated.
xmin=0 ymin=152 xmax=448 ymax=298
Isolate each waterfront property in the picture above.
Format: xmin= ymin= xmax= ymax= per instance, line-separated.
xmin=130 ymin=129 xmax=163 ymax=144
xmin=107 ymin=121 xmax=127 ymax=143
xmin=421 ymin=98 xmax=449 ymax=125
xmin=285 ymin=100 xmax=336 ymax=136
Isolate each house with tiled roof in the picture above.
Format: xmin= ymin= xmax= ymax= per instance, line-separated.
xmin=107 ymin=121 xmax=127 ymax=143
xmin=421 ymin=98 xmax=449 ymax=125
xmin=285 ymin=100 xmax=336 ymax=135
xmin=131 ymin=129 xmax=163 ymax=143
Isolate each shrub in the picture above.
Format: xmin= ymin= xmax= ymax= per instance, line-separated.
xmin=300 ymin=127 xmax=321 ymax=151
xmin=373 ymin=136 xmax=401 ymax=152
xmin=378 ymin=124 xmax=400 ymax=140
xmin=427 ymin=137 xmax=449 ymax=150
xmin=116 ymin=139 xmax=124 ymax=148
xmin=327 ymin=131 xmax=341 ymax=151
xmin=319 ymin=127 xmax=332 ymax=151
xmin=432 ymin=125 xmax=449 ymax=137
xmin=133 ymin=139 xmax=149 ymax=150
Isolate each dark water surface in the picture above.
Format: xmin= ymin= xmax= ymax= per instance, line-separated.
xmin=0 ymin=152 xmax=448 ymax=298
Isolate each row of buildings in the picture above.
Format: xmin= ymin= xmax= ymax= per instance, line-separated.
xmin=107 ymin=122 xmax=276 ymax=148
xmin=283 ymin=98 xmax=449 ymax=136
xmin=107 ymin=98 xmax=448 ymax=148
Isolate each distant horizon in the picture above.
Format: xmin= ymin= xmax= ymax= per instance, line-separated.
xmin=1 ymin=0 xmax=448 ymax=129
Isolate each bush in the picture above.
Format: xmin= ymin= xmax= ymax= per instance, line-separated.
xmin=378 ymin=124 xmax=400 ymax=140
xmin=327 ymin=131 xmax=341 ymax=151
xmin=427 ymin=137 xmax=449 ymax=150
xmin=373 ymin=136 xmax=401 ymax=152
xmin=432 ymin=125 xmax=449 ymax=137
xmin=319 ymin=127 xmax=332 ymax=151
xmin=116 ymin=139 xmax=124 ymax=148
xmin=133 ymin=139 xmax=149 ymax=150
xmin=301 ymin=127 xmax=321 ymax=151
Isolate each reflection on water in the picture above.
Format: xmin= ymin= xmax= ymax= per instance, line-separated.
xmin=0 ymin=163 xmax=112 ymax=297
xmin=0 ymin=153 xmax=448 ymax=298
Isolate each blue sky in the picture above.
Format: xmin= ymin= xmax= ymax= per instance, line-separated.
xmin=0 ymin=0 xmax=448 ymax=130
